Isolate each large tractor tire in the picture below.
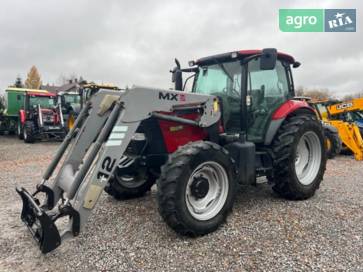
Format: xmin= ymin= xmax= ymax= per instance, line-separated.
xmin=157 ymin=141 xmax=237 ymax=236
xmin=17 ymin=120 xmax=24 ymax=140
xmin=268 ymin=114 xmax=326 ymax=200
xmin=105 ymin=163 xmax=156 ymax=200
xmin=23 ymin=121 xmax=36 ymax=143
xmin=324 ymin=128 xmax=342 ymax=159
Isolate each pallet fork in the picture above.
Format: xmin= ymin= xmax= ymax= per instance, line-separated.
xmin=16 ymin=87 xmax=219 ymax=253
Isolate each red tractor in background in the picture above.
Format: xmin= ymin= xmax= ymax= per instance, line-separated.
xmin=18 ymin=91 xmax=66 ymax=143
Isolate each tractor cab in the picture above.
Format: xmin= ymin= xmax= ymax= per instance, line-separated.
xmin=58 ymin=91 xmax=81 ymax=114
xmin=59 ymin=83 xmax=120 ymax=130
xmin=172 ymin=49 xmax=301 ymax=142
xmin=25 ymin=91 xmax=57 ymax=110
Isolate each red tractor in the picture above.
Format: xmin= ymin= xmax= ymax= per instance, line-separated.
xmin=18 ymin=91 xmax=66 ymax=142
xmin=17 ymin=49 xmax=326 ymax=253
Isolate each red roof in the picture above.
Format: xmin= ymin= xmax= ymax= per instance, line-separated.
xmin=238 ymin=49 xmax=295 ymax=63
xmin=196 ymin=49 xmax=296 ymax=65
xmin=27 ymin=91 xmax=56 ymax=97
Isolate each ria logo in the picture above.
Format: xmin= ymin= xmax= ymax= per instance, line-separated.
xmin=325 ymin=9 xmax=356 ymax=32
xmin=279 ymin=9 xmax=356 ymax=32
xmin=328 ymin=12 xmax=352 ymax=28
xmin=159 ymin=91 xmax=186 ymax=102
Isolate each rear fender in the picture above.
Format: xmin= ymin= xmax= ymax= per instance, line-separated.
xmin=264 ymin=100 xmax=315 ymax=145
xmin=271 ymin=100 xmax=314 ymax=120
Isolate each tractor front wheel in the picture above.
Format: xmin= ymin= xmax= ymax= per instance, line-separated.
xmin=268 ymin=114 xmax=326 ymax=200
xmin=23 ymin=121 xmax=36 ymax=143
xmin=157 ymin=141 xmax=237 ymax=236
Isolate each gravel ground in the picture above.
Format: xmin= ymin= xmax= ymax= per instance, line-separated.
xmin=0 ymin=136 xmax=362 ymax=272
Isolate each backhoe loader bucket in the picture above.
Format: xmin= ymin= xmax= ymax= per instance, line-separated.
xmin=16 ymin=187 xmax=61 ymax=253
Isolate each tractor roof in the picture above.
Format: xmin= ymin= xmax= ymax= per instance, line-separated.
xmin=26 ymin=91 xmax=56 ymax=97
xmin=6 ymin=87 xmax=49 ymax=93
xmin=195 ymin=49 xmax=295 ymax=66
xmin=81 ymin=83 xmax=119 ymax=90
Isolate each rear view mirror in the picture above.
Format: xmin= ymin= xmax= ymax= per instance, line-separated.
xmin=171 ymin=58 xmax=183 ymax=91
xmin=260 ymin=48 xmax=277 ymax=70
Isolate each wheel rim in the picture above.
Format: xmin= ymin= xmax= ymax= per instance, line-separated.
xmin=295 ymin=131 xmax=322 ymax=186
xmin=185 ymin=161 xmax=229 ymax=221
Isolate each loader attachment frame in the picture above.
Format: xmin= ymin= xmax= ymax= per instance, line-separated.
xmin=16 ymin=187 xmax=61 ymax=253
xmin=16 ymin=86 xmax=220 ymax=253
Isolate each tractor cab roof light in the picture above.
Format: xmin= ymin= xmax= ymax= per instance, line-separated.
xmin=231 ymin=52 xmax=238 ymax=58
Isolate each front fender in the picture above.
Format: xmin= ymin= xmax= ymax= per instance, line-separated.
xmin=19 ymin=110 xmax=26 ymax=124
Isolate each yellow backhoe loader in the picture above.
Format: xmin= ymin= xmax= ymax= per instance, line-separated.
xmin=311 ymin=100 xmax=363 ymax=161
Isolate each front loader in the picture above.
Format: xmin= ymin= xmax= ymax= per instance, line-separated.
xmin=17 ymin=49 xmax=326 ymax=253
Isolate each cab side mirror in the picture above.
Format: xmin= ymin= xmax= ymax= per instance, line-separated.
xmin=260 ymin=48 xmax=277 ymax=70
xmin=171 ymin=58 xmax=183 ymax=91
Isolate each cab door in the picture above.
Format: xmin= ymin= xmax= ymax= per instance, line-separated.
xmin=246 ymin=58 xmax=291 ymax=142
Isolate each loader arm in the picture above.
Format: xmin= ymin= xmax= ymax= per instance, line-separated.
xmin=328 ymin=98 xmax=363 ymax=115
xmin=16 ymin=86 xmax=220 ymax=253
xmin=329 ymin=120 xmax=363 ymax=161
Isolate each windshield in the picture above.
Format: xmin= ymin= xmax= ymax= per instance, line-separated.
xmin=64 ymin=94 xmax=81 ymax=107
xmin=193 ymin=61 xmax=242 ymax=98
xmin=29 ymin=96 xmax=56 ymax=109
xmin=352 ymin=111 xmax=363 ymax=119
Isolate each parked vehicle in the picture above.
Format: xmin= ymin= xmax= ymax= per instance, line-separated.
xmin=58 ymin=91 xmax=81 ymax=130
xmin=311 ymin=100 xmax=363 ymax=160
xmin=17 ymin=49 xmax=326 ymax=253
xmin=328 ymin=98 xmax=363 ymax=136
xmin=0 ymin=87 xmax=66 ymax=142
xmin=58 ymin=83 xmax=119 ymax=130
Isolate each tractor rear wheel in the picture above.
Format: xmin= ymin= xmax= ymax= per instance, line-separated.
xmin=157 ymin=141 xmax=237 ymax=236
xmin=23 ymin=121 xmax=36 ymax=143
xmin=105 ymin=163 xmax=155 ymax=200
xmin=324 ymin=128 xmax=342 ymax=159
xmin=268 ymin=114 xmax=326 ymax=200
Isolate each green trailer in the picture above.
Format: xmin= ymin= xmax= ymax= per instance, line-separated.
xmin=0 ymin=88 xmax=50 ymax=135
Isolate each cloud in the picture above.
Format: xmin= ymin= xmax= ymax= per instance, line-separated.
xmin=0 ymin=0 xmax=362 ymax=97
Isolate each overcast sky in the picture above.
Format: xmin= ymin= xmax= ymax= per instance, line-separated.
xmin=0 ymin=0 xmax=361 ymax=97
